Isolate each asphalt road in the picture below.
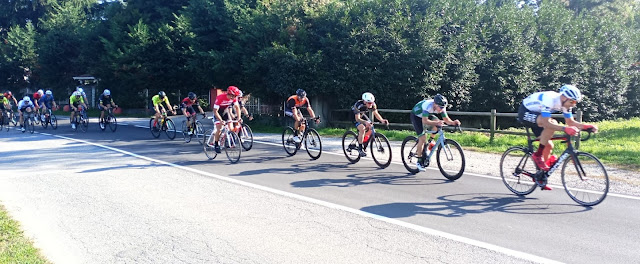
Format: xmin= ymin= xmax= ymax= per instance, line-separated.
xmin=1 ymin=116 xmax=639 ymax=263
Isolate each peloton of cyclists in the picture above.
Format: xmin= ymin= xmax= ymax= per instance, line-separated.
xmin=351 ymin=92 xmax=389 ymax=157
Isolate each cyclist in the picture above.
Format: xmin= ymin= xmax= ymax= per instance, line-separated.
xmin=39 ymin=90 xmax=58 ymax=122
xmin=236 ymin=90 xmax=254 ymax=121
xmin=410 ymin=94 xmax=461 ymax=171
xmin=98 ymin=89 xmax=118 ymax=129
xmin=69 ymin=91 xmax=88 ymax=130
xmin=518 ymin=84 xmax=597 ymax=175
xmin=151 ymin=91 xmax=176 ymax=130
xmin=76 ymin=87 xmax=90 ymax=108
xmin=181 ymin=92 xmax=206 ymax=135
xmin=285 ymin=89 xmax=319 ymax=143
xmin=17 ymin=96 xmax=35 ymax=132
xmin=3 ymin=91 xmax=18 ymax=106
xmin=212 ymin=86 xmax=242 ymax=153
xmin=351 ymin=92 xmax=389 ymax=157
xmin=0 ymin=94 xmax=9 ymax=125
xmin=33 ymin=89 xmax=44 ymax=117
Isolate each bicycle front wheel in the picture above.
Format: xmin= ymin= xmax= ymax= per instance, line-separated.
xmin=108 ymin=114 xmax=117 ymax=132
xmin=41 ymin=114 xmax=48 ymax=128
xmin=203 ymin=129 xmax=217 ymax=160
xmin=165 ymin=119 xmax=177 ymax=140
xmin=401 ymin=136 xmax=420 ymax=174
xmin=80 ymin=117 xmax=88 ymax=132
xmin=239 ymin=123 xmax=254 ymax=151
xmin=561 ymin=152 xmax=609 ymax=206
xmin=181 ymin=120 xmax=192 ymax=143
xmin=371 ymin=133 xmax=392 ymax=168
xmin=282 ymin=127 xmax=298 ymax=156
xmin=195 ymin=121 xmax=205 ymax=145
xmin=224 ymin=131 xmax=241 ymax=163
xmin=436 ymin=139 xmax=465 ymax=181
xmin=341 ymin=130 xmax=361 ymax=163
xmin=150 ymin=118 xmax=160 ymax=138
xmin=500 ymin=147 xmax=537 ymax=195
xmin=304 ymin=129 xmax=322 ymax=160
xmin=51 ymin=114 xmax=58 ymax=130
xmin=27 ymin=117 xmax=35 ymax=133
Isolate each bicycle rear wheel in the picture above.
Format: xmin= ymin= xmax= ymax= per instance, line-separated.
xmin=195 ymin=121 xmax=205 ymax=145
xmin=282 ymin=127 xmax=298 ymax=156
xmin=224 ymin=131 xmax=241 ymax=163
xmin=500 ymin=147 xmax=537 ymax=195
xmin=150 ymin=118 xmax=160 ymax=138
xmin=341 ymin=130 xmax=361 ymax=163
xmin=371 ymin=133 xmax=392 ymax=168
xmin=304 ymin=128 xmax=322 ymax=160
xmin=436 ymin=139 xmax=465 ymax=181
xmin=401 ymin=136 xmax=420 ymax=174
xmin=561 ymin=152 xmax=609 ymax=206
xmin=108 ymin=114 xmax=117 ymax=132
xmin=203 ymin=129 xmax=217 ymax=160
xmin=50 ymin=114 xmax=58 ymax=130
xmin=239 ymin=123 xmax=254 ymax=151
xmin=165 ymin=119 xmax=177 ymax=140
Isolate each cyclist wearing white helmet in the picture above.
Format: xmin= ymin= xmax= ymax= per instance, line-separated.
xmin=410 ymin=94 xmax=461 ymax=171
xmin=39 ymin=90 xmax=57 ymax=122
xmin=98 ymin=89 xmax=118 ymax=129
xmin=518 ymin=84 xmax=598 ymax=182
xmin=351 ymin=92 xmax=389 ymax=157
xmin=285 ymin=89 xmax=319 ymax=143
xmin=69 ymin=91 xmax=88 ymax=130
xmin=17 ymin=96 xmax=35 ymax=132
xmin=76 ymin=87 xmax=90 ymax=109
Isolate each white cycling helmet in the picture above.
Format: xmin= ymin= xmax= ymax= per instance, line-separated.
xmin=559 ymin=84 xmax=582 ymax=102
xmin=72 ymin=91 xmax=81 ymax=97
xmin=103 ymin=89 xmax=111 ymax=96
xmin=23 ymin=96 xmax=31 ymax=102
xmin=45 ymin=90 xmax=52 ymax=95
xmin=37 ymin=89 xmax=44 ymax=95
xmin=362 ymin=92 xmax=375 ymax=103
xmin=76 ymin=87 xmax=84 ymax=93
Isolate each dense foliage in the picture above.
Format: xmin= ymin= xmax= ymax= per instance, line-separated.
xmin=1 ymin=0 xmax=639 ymax=120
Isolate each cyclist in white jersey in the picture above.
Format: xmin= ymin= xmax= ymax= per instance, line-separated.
xmin=410 ymin=94 xmax=461 ymax=171
xmin=517 ymin=84 xmax=597 ymax=175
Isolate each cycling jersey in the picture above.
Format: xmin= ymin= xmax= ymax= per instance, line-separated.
xmin=411 ymin=99 xmax=448 ymax=118
xmin=181 ymin=97 xmax=197 ymax=108
xmin=99 ymin=94 xmax=114 ymax=105
xmin=40 ymin=95 xmax=55 ymax=108
xmin=351 ymin=100 xmax=377 ymax=120
xmin=522 ymin=91 xmax=573 ymax=118
xmin=70 ymin=95 xmax=84 ymax=104
xmin=33 ymin=92 xmax=42 ymax=101
xmin=286 ymin=95 xmax=310 ymax=110
xmin=213 ymin=93 xmax=237 ymax=111
xmin=152 ymin=95 xmax=169 ymax=106
xmin=18 ymin=99 xmax=34 ymax=110
xmin=0 ymin=98 xmax=8 ymax=110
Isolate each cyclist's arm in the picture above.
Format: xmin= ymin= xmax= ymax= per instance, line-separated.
xmin=372 ymin=108 xmax=388 ymax=124
xmin=306 ymin=106 xmax=316 ymax=119
xmin=197 ymin=105 xmax=205 ymax=114
xmin=233 ymin=103 xmax=242 ymax=121
xmin=213 ymin=106 xmax=223 ymax=122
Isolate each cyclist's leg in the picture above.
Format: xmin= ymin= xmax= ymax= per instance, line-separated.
xmin=99 ymin=105 xmax=106 ymax=121
xmin=411 ymin=113 xmax=427 ymax=158
xmin=356 ymin=123 xmax=366 ymax=144
xmin=18 ymin=108 xmax=24 ymax=127
xmin=295 ymin=109 xmax=305 ymax=134
xmin=214 ymin=109 xmax=225 ymax=143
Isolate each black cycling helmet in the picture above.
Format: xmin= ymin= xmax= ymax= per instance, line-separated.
xmin=434 ymin=94 xmax=448 ymax=108
xmin=188 ymin=92 xmax=196 ymax=100
xmin=296 ymin=89 xmax=306 ymax=97
xmin=158 ymin=91 xmax=166 ymax=99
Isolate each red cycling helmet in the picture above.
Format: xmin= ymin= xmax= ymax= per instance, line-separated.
xmin=227 ymin=86 xmax=241 ymax=96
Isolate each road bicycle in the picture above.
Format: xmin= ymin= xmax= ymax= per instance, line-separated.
xmin=181 ymin=114 xmax=205 ymax=144
xmin=6 ymin=107 xmax=18 ymax=127
xmin=71 ymin=106 xmax=89 ymax=132
xmin=400 ymin=125 xmax=465 ymax=180
xmin=203 ymin=117 xmax=241 ymax=163
xmin=99 ymin=107 xmax=117 ymax=132
xmin=500 ymin=127 xmax=608 ymax=206
xmin=0 ymin=109 xmax=10 ymax=131
xmin=41 ymin=108 xmax=58 ymax=130
xmin=282 ymin=116 xmax=322 ymax=160
xmin=149 ymin=108 xmax=177 ymax=140
xmin=233 ymin=119 xmax=254 ymax=151
xmin=341 ymin=117 xmax=392 ymax=168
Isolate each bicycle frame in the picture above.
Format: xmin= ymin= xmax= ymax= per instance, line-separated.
xmin=523 ymin=128 xmax=583 ymax=182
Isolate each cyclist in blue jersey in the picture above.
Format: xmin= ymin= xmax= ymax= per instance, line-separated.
xmin=518 ymin=84 xmax=598 ymax=176
xmin=39 ymin=90 xmax=57 ymax=122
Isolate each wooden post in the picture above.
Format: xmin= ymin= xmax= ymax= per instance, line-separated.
xmin=490 ymin=109 xmax=496 ymax=142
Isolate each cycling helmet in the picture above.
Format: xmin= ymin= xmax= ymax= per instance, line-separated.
xmin=362 ymin=92 xmax=375 ymax=103
xmin=158 ymin=91 xmax=166 ymax=98
xmin=296 ymin=89 xmax=306 ymax=98
xmin=188 ymin=92 xmax=196 ymax=100
xmin=559 ymin=84 xmax=582 ymax=102
xmin=103 ymin=89 xmax=110 ymax=96
xmin=227 ymin=86 xmax=241 ymax=96
xmin=76 ymin=87 xmax=84 ymax=93
xmin=433 ymin=94 xmax=448 ymax=107
xmin=23 ymin=96 xmax=31 ymax=102
xmin=72 ymin=91 xmax=81 ymax=97
xmin=37 ymin=89 xmax=44 ymax=96
xmin=6 ymin=91 xmax=11 ymax=96
xmin=45 ymin=90 xmax=52 ymax=95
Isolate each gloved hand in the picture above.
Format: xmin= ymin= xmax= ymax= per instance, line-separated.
xmin=564 ymin=126 xmax=580 ymax=136
xmin=582 ymin=124 xmax=597 ymax=133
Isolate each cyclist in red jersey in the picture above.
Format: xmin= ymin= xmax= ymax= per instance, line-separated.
xmin=285 ymin=89 xmax=319 ymax=143
xmin=212 ymin=86 xmax=242 ymax=153
xmin=181 ymin=92 xmax=206 ymax=135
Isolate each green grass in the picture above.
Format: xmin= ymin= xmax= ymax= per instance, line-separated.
xmin=0 ymin=205 xmax=50 ymax=264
